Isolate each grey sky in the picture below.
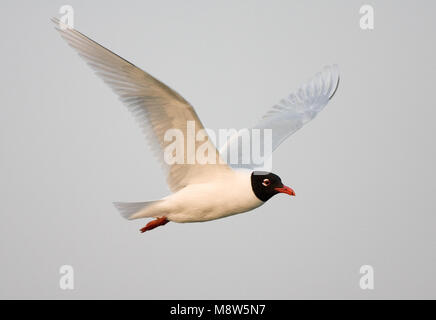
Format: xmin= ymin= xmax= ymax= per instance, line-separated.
xmin=0 ymin=0 xmax=435 ymax=299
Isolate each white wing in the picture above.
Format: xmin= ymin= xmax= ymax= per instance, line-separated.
xmin=53 ymin=18 xmax=231 ymax=192
xmin=220 ymin=65 xmax=340 ymax=170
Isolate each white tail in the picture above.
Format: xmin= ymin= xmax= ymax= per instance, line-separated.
xmin=113 ymin=200 xmax=161 ymax=220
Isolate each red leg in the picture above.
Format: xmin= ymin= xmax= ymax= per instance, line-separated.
xmin=140 ymin=217 xmax=169 ymax=233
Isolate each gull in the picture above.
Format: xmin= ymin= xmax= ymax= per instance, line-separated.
xmin=52 ymin=18 xmax=339 ymax=233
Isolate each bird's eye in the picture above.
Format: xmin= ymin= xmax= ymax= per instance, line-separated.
xmin=262 ymin=179 xmax=270 ymax=186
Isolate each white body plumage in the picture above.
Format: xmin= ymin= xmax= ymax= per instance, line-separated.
xmin=131 ymin=170 xmax=263 ymax=223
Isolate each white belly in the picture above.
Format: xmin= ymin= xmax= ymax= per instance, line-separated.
xmin=157 ymin=171 xmax=263 ymax=223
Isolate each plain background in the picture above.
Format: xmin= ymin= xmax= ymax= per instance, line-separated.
xmin=1 ymin=0 xmax=435 ymax=299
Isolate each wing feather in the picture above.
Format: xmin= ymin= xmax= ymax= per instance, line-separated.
xmin=52 ymin=18 xmax=230 ymax=192
xmin=220 ymin=65 xmax=340 ymax=170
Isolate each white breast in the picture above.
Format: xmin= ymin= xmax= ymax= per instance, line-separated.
xmin=159 ymin=170 xmax=263 ymax=223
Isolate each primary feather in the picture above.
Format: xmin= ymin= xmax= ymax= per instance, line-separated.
xmin=220 ymin=65 xmax=340 ymax=170
xmin=52 ymin=18 xmax=231 ymax=192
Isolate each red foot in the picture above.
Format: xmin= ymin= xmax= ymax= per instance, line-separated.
xmin=140 ymin=217 xmax=169 ymax=233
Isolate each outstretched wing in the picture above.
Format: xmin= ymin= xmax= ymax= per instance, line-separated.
xmin=53 ymin=18 xmax=231 ymax=192
xmin=220 ymin=65 xmax=340 ymax=170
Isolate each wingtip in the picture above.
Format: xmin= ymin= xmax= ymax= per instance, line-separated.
xmin=329 ymin=75 xmax=340 ymax=100
xmin=50 ymin=17 xmax=61 ymax=27
xmin=326 ymin=64 xmax=340 ymax=100
xmin=50 ymin=17 xmax=73 ymax=31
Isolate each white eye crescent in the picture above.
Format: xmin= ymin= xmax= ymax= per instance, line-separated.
xmin=262 ymin=179 xmax=270 ymax=187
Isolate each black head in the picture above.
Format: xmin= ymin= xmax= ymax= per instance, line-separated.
xmin=250 ymin=171 xmax=295 ymax=202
